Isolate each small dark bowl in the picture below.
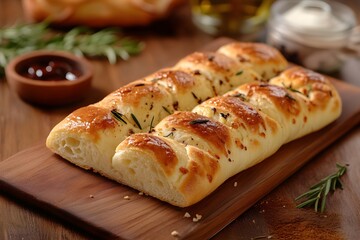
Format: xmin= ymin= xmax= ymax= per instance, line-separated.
xmin=6 ymin=50 xmax=93 ymax=106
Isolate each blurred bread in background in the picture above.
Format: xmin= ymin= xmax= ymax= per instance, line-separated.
xmin=22 ymin=0 xmax=185 ymax=27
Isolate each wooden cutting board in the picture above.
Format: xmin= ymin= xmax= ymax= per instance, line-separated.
xmin=1 ymin=39 xmax=360 ymax=240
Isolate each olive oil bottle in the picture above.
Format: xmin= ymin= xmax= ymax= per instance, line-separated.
xmin=190 ymin=0 xmax=274 ymax=37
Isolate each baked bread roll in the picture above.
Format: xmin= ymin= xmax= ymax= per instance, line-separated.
xmin=46 ymin=42 xmax=287 ymax=179
xmin=112 ymin=66 xmax=342 ymax=207
xmin=217 ymin=42 xmax=288 ymax=81
xmin=22 ymin=0 xmax=185 ymax=27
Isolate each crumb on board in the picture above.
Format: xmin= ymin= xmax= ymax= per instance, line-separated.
xmin=124 ymin=195 xmax=130 ymax=200
xmin=171 ymin=230 xmax=180 ymax=237
xmin=234 ymin=181 xmax=238 ymax=187
xmin=89 ymin=194 xmax=94 ymax=198
xmin=138 ymin=191 xmax=144 ymax=196
xmin=192 ymin=218 xmax=199 ymax=222
xmin=250 ymin=235 xmax=272 ymax=240
xmin=192 ymin=214 xmax=202 ymax=222
xmin=184 ymin=212 xmax=191 ymax=218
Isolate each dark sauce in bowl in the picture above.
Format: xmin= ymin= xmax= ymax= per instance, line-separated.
xmin=7 ymin=50 xmax=93 ymax=106
xmin=20 ymin=59 xmax=81 ymax=81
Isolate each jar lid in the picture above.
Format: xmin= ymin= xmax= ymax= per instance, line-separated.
xmin=269 ymin=0 xmax=357 ymax=48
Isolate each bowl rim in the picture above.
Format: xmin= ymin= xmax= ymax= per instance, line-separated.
xmin=5 ymin=50 xmax=93 ymax=87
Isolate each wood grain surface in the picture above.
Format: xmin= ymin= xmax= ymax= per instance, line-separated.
xmin=1 ymin=38 xmax=360 ymax=239
xmin=1 ymin=1 xmax=360 ymax=239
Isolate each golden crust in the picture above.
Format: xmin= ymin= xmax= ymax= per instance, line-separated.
xmin=63 ymin=106 xmax=116 ymax=141
xmin=235 ymin=83 xmax=301 ymax=119
xmin=121 ymin=134 xmax=178 ymax=176
xmin=111 ymin=80 xmax=168 ymax=107
xmin=175 ymin=51 xmax=262 ymax=96
xmin=158 ymin=111 xmax=230 ymax=156
xmin=218 ymin=42 xmax=288 ymax=80
xmin=49 ymin=42 xmax=342 ymax=208
xmin=271 ymin=66 xmax=336 ymax=108
xmin=111 ymin=64 xmax=341 ymax=207
xmin=204 ymin=96 xmax=266 ymax=134
xmin=179 ymin=52 xmax=238 ymax=73
xmin=150 ymin=70 xmax=196 ymax=94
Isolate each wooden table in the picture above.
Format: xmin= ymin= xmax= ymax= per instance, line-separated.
xmin=1 ymin=0 xmax=359 ymax=239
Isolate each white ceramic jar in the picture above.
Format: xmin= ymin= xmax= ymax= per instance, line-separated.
xmin=267 ymin=0 xmax=359 ymax=73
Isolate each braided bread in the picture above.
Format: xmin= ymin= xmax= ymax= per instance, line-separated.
xmin=46 ymin=42 xmax=287 ymax=180
xmin=112 ymin=66 xmax=342 ymax=207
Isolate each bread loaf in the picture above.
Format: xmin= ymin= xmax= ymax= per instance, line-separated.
xmin=46 ymin=42 xmax=287 ymax=179
xmin=22 ymin=0 xmax=185 ymax=27
xmin=112 ymin=66 xmax=342 ymax=207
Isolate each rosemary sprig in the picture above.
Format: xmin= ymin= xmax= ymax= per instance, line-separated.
xmin=285 ymin=93 xmax=297 ymax=101
xmin=131 ymin=113 xmax=142 ymax=130
xmin=149 ymin=116 xmax=155 ymax=133
xmin=189 ymin=119 xmax=209 ymax=125
xmin=162 ymin=106 xmax=172 ymax=115
xmin=235 ymin=70 xmax=243 ymax=76
xmin=163 ymin=132 xmax=174 ymax=137
xmin=282 ymin=82 xmax=305 ymax=96
xmin=295 ymin=163 xmax=348 ymax=213
xmin=306 ymin=84 xmax=313 ymax=97
xmin=232 ymin=92 xmax=248 ymax=101
xmin=111 ymin=109 xmax=127 ymax=124
xmin=0 ymin=22 xmax=144 ymax=75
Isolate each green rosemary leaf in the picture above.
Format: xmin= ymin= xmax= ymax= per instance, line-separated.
xmin=282 ymin=82 xmax=306 ymax=96
xmin=116 ymin=48 xmax=130 ymax=60
xmin=111 ymin=109 xmax=127 ymax=124
xmin=337 ymin=163 xmax=347 ymax=175
xmin=324 ymin=178 xmax=332 ymax=197
xmin=314 ymin=196 xmax=320 ymax=212
xmin=288 ymin=87 xmax=303 ymax=95
xmin=320 ymin=192 xmax=327 ymax=213
xmin=163 ymin=132 xmax=174 ymax=137
xmin=149 ymin=116 xmax=155 ymax=133
xmin=104 ymin=47 xmax=117 ymax=64
xmin=289 ymin=88 xmax=303 ymax=95
xmin=162 ymin=106 xmax=172 ymax=115
xmin=285 ymin=93 xmax=296 ymax=101
xmin=295 ymin=163 xmax=348 ymax=213
xmin=236 ymin=70 xmax=243 ymax=76
xmin=0 ymin=22 xmax=143 ymax=76
xmin=310 ymin=179 xmax=327 ymax=189
xmin=131 ymin=113 xmax=142 ymax=130
xmin=331 ymin=177 xmax=337 ymax=191
xmin=295 ymin=187 xmax=321 ymax=201
xmin=307 ymin=85 xmax=313 ymax=96
xmin=296 ymin=197 xmax=318 ymax=209
xmin=232 ymin=93 xmax=247 ymax=101
xmin=189 ymin=119 xmax=209 ymax=125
